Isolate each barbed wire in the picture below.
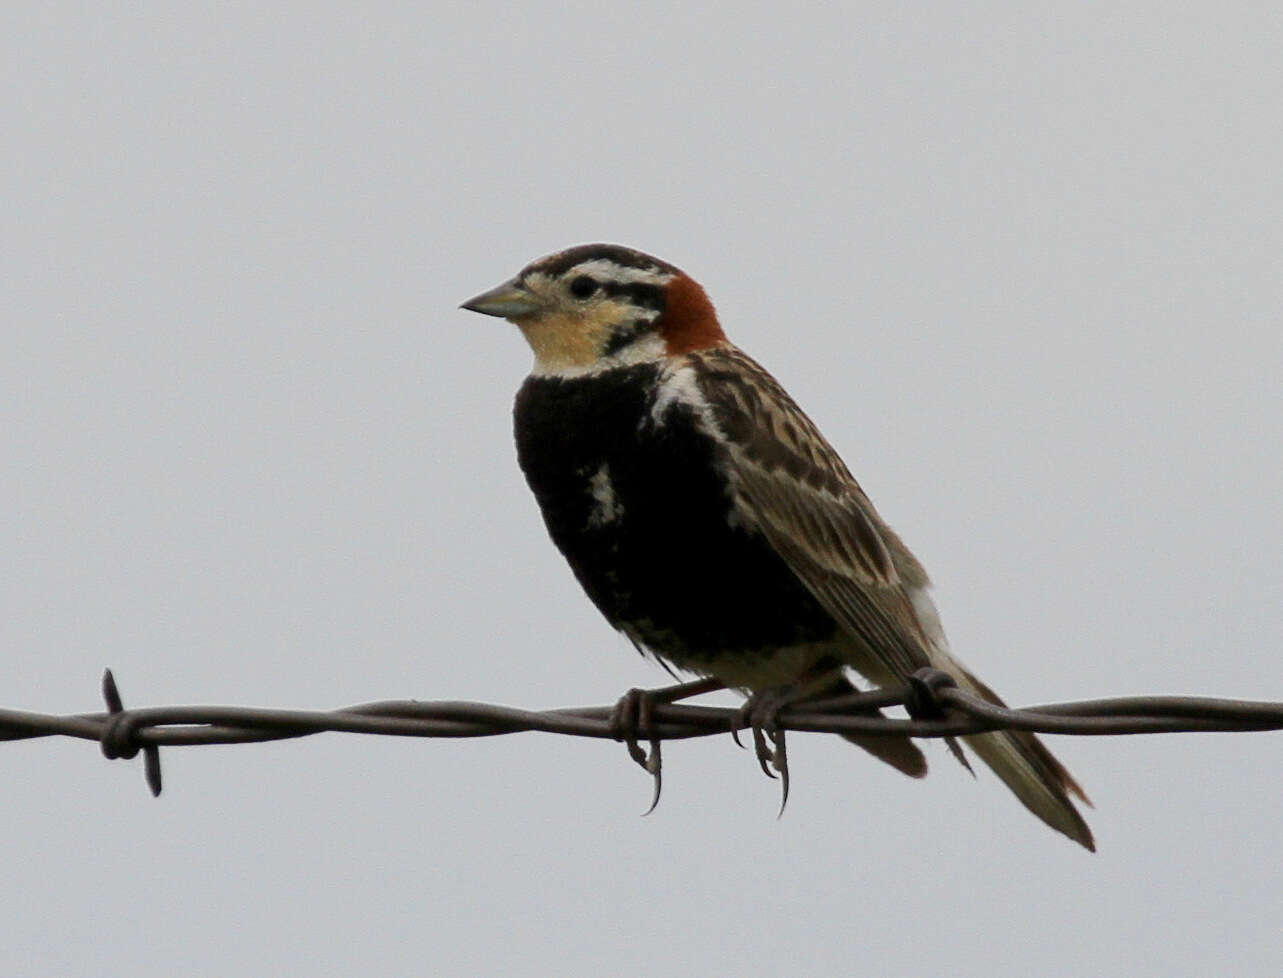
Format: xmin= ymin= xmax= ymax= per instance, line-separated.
xmin=3 ymin=668 xmax=1281 ymax=798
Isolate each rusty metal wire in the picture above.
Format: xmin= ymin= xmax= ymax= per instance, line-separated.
xmin=2 ymin=668 xmax=1281 ymax=796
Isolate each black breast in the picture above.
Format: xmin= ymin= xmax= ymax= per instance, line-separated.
xmin=513 ymin=366 xmax=837 ymax=666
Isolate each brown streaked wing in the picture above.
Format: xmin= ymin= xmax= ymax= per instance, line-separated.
xmin=692 ymin=347 xmax=933 ymax=682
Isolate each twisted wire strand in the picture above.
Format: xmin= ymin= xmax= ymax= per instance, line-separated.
xmin=3 ymin=669 xmax=1280 ymax=796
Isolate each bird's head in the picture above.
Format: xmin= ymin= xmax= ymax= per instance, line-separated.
xmin=461 ymin=244 xmax=727 ymax=376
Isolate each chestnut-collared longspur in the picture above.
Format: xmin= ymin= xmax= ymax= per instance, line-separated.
xmin=461 ymin=243 xmax=1093 ymax=850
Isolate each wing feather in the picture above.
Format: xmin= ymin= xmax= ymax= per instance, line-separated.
xmin=689 ymin=346 xmax=1095 ymax=849
xmin=692 ymin=347 xmax=932 ymax=684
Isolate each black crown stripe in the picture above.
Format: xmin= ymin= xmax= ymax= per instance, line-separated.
xmin=529 ymin=243 xmax=677 ymax=279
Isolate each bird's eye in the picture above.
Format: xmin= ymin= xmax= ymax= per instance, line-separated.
xmin=569 ymin=276 xmax=599 ymax=299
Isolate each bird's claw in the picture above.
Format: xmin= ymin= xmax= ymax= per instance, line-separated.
xmin=735 ymin=689 xmax=793 ymax=815
xmin=608 ymin=677 xmax=726 ymax=815
xmin=610 ymin=687 xmax=663 ymax=815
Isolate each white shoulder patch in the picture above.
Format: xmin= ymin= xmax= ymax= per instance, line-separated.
xmin=649 ymin=361 xmax=712 ymax=428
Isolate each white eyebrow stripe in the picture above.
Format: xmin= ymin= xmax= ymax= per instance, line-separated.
xmin=569 ymin=259 xmax=675 ymax=286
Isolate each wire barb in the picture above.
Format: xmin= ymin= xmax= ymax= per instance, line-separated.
xmin=100 ymin=670 xmax=163 ymax=797
xmin=906 ymin=667 xmax=958 ymax=719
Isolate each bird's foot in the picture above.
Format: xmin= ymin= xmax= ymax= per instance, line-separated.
xmin=732 ymin=686 xmax=798 ymax=816
xmin=610 ymin=687 xmax=663 ymax=815
xmin=609 ymin=677 xmax=725 ymax=815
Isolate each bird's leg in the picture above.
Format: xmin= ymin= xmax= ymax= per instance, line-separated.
xmin=609 ymin=676 xmax=725 ymax=814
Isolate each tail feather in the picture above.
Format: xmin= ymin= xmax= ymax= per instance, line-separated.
xmin=821 ymin=676 xmax=928 ymax=778
xmin=896 ymin=584 xmax=1093 ymax=848
xmin=947 ymin=660 xmax=1095 ymax=851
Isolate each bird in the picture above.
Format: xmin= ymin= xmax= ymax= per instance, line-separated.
xmin=460 ymin=243 xmax=1094 ymax=850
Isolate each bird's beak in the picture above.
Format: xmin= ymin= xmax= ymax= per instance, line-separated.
xmin=459 ymin=278 xmax=542 ymax=319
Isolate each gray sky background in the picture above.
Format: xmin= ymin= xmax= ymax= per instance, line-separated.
xmin=3 ymin=4 xmax=1281 ymax=975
